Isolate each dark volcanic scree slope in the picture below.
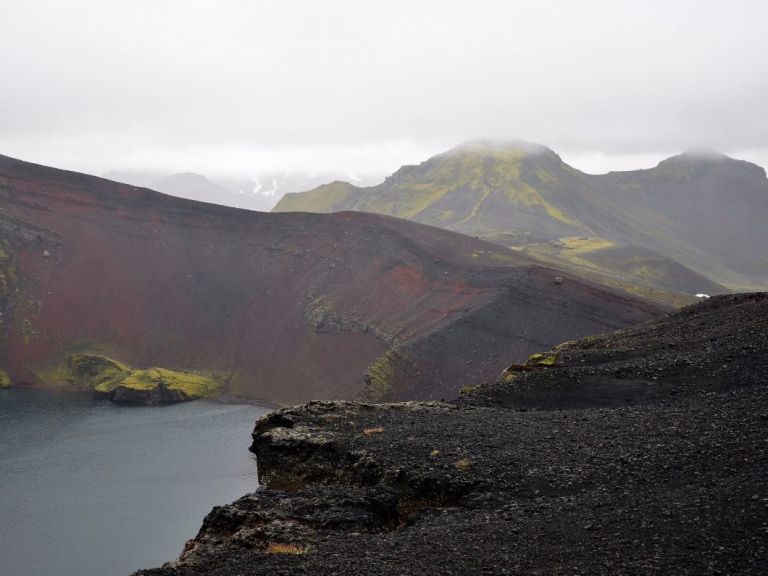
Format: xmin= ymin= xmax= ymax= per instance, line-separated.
xmin=136 ymin=293 xmax=768 ymax=576
xmin=0 ymin=154 xmax=659 ymax=404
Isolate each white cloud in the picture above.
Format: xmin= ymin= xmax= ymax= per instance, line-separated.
xmin=0 ymin=0 xmax=766 ymax=175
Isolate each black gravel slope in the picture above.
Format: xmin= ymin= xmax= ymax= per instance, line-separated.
xmin=473 ymin=292 xmax=768 ymax=409
xmin=135 ymin=294 xmax=768 ymax=576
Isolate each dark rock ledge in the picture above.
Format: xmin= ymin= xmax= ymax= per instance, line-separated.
xmin=136 ymin=294 xmax=768 ymax=575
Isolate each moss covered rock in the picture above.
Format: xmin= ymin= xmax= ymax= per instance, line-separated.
xmin=71 ymin=354 xmax=131 ymax=390
xmin=106 ymin=368 xmax=220 ymax=405
xmin=42 ymin=354 xmax=130 ymax=391
xmin=525 ymin=352 xmax=558 ymax=367
xmin=44 ymin=353 xmax=220 ymax=405
xmin=361 ymin=348 xmax=417 ymax=402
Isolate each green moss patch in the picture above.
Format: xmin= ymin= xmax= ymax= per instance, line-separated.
xmin=41 ymin=354 xmax=130 ymax=390
xmin=116 ymin=368 xmax=219 ymax=398
xmin=363 ymin=353 xmax=398 ymax=402
xmin=496 ymin=363 xmax=540 ymax=384
xmin=498 ymin=370 xmax=520 ymax=384
xmin=43 ymin=354 xmax=220 ymax=405
xmin=525 ymin=353 xmax=558 ymax=367
xmin=361 ymin=348 xmax=416 ymax=402
xmin=274 ymin=181 xmax=359 ymax=213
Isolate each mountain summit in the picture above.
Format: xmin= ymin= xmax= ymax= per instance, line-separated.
xmin=277 ymin=140 xmax=596 ymax=240
xmin=275 ymin=142 xmax=768 ymax=292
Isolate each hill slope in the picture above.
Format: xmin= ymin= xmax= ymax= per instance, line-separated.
xmin=0 ymin=154 xmax=660 ymax=404
xmin=137 ymin=294 xmax=768 ymax=576
xmin=275 ymin=142 xmax=768 ymax=293
xmin=594 ymin=149 xmax=768 ymax=286
xmin=276 ymin=141 xmax=597 ymax=240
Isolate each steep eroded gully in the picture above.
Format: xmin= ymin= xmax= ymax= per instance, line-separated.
xmin=136 ymin=294 xmax=768 ymax=575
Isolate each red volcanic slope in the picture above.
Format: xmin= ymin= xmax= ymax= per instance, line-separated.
xmin=0 ymin=155 xmax=662 ymax=404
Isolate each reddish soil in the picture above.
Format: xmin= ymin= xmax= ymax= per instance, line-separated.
xmin=0 ymin=154 xmax=662 ymax=404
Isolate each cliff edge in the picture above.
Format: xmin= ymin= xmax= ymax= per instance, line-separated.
xmin=136 ymin=294 xmax=768 ymax=575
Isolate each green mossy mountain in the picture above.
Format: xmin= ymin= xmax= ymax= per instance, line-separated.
xmin=276 ymin=142 xmax=589 ymax=240
xmin=518 ymin=238 xmax=725 ymax=302
xmin=275 ymin=180 xmax=362 ymax=213
xmin=275 ymin=142 xmax=768 ymax=295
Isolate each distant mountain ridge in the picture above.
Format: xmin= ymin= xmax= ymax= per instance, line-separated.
xmin=275 ymin=141 xmax=593 ymax=239
xmin=104 ymin=169 xmax=383 ymax=212
xmin=274 ymin=142 xmax=768 ymax=293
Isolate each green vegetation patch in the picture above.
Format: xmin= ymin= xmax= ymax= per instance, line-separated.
xmin=496 ymin=363 xmax=539 ymax=383
xmin=498 ymin=370 xmax=520 ymax=384
xmin=274 ymin=181 xmax=358 ymax=213
xmin=361 ymin=348 xmax=416 ymax=402
xmin=363 ymin=353 xmax=398 ymax=402
xmin=305 ymin=295 xmax=345 ymax=332
xmin=558 ymin=236 xmax=616 ymax=254
xmin=0 ymin=240 xmax=14 ymax=302
xmin=42 ymin=354 xmax=131 ymax=390
xmin=43 ymin=353 xmax=219 ymax=404
xmin=116 ymin=368 xmax=219 ymax=399
xmin=526 ymin=352 xmax=558 ymax=367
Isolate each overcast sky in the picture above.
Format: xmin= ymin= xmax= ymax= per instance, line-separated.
xmin=1 ymin=0 xmax=767 ymax=180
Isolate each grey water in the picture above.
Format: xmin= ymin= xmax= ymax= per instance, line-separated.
xmin=0 ymin=388 xmax=271 ymax=576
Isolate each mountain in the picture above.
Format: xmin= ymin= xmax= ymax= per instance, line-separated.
xmin=105 ymin=169 xmax=383 ymax=212
xmin=0 ymin=154 xmax=660 ymax=405
xmin=275 ymin=180 xmax=364 ymax=213
xmin=153 ymin=172 xmax=231 ymax=202
xmin=274 ymin=142 xmax=768 ymax=293
xmin=275 ymin=141 xmax=594 ymax=240
xmin=104 ymin=169 xmax=274 ymax=211
xmin=594 ymin=149 xmax=768 ymax=286
xmin=136 ymin=294 xmax=768 ymax=576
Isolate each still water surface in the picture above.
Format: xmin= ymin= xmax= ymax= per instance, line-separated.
xmin=0 ymin=388 xmax=271 ymax=576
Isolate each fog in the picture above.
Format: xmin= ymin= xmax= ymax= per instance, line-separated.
xmin=1 ymin=0 xmax=767 ymax=185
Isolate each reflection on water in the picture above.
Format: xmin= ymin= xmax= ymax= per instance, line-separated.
xmin=0 ymin=388 xmax=271 ymax=576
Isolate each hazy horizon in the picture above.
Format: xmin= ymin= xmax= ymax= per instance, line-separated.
xmin=2 ymin=0 xmax=767 ymax=182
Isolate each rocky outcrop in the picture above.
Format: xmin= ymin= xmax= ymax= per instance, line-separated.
xmin=99 ymin=368 xmax=221 ymax=405
xmin=135 ymin=294 xmax=768 ymax=575
xmin=46 ymin=353 xmax=131 ymax=391
xmin=44 ymin=354 xmax=220 ymax=405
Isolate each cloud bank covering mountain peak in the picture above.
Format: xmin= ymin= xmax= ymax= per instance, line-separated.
xmin=1 ymin=0 xmax=767 ymax=180
xmin=275 ymin=141 xmax=768 ymax=295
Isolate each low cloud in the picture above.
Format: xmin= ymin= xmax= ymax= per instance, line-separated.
xmin=1 ymin=0 xmax=766 ymax=176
